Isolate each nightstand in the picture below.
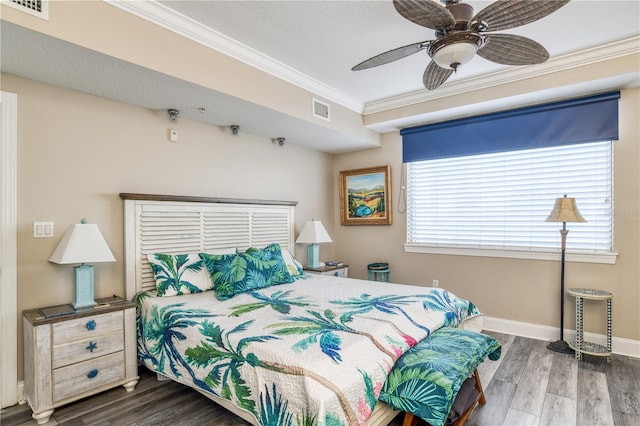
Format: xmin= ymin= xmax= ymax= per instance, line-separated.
xmin=23 ymin=296 xmax=139 ymax=424
xmin=304 ymin=264 xmax=349 ymax=278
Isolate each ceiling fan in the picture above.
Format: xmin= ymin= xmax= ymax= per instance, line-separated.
xmin=352 ymin=0 xmax=570 ymax=90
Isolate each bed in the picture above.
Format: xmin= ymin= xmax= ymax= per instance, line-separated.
xmin=121 ymin=193 xmax=499 ymax=426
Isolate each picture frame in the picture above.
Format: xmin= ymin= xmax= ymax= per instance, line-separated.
xmin=340 ymin=165 xmax=392 ymax=225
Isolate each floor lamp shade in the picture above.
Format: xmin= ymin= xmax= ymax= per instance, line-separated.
xmin=296 ymin=220 xmax=332 ymax=269
xmin=545 ymin=195 xmax=587 ymax=354
xmin=49 ymin=219 xmax=116 ymax=308
xmin=545 ymin=196 xmax=587 ymax=225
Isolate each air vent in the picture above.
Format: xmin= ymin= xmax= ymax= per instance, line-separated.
xmin=6 ymin=0 xmax=48 ymax=19
xmin=312 ymin=98 xmax=330 ymax=121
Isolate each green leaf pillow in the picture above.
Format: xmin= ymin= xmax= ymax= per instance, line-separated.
xmin=247 ymin=246 xmax=303 ymax=277
xmin=147 ymin=253 xmax=213 ymax=297
xmin=200 ymin=243 xmax=295 ymax=300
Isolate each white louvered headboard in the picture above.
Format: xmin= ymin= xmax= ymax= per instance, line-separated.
xmin=121 ymin=193 xmax=297 ymax=299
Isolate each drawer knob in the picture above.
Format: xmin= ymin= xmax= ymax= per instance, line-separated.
xmin=87 ymin=369 xmax=99 ymax=379
xmin=86 ymin=341 xmax=97 ymax=352
xmin=85 ymin=320 xmax=96 ymax=331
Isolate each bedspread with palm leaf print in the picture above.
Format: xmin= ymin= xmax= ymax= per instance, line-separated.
xmin=136 ymin=274 xmax=482 ymax=426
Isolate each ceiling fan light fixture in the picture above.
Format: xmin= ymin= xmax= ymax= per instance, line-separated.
xmin=431 ymin=41 xmax=477 ymax=70
xmin=429 ymin=32 xmax=483 ymax=70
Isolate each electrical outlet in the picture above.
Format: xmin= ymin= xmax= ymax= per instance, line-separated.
xmin=432 ymin=279 xmax=439 ymax=288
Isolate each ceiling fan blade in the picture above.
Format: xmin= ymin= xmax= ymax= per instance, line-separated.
xmin=423 ymin=60 xmax=454 ymax=90
xmin=352 ymin=41 xmax=429 ymax=71
xmin=472 ymin=0 xmax=570 ymax=32
xmin=393 ymin=0 xmax=455 ymax=30
xmin=478 ymin=34 xmax=549 ymax=65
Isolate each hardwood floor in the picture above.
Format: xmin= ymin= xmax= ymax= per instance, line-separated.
xmin=2 ymin=331 xmax=639 ymax=426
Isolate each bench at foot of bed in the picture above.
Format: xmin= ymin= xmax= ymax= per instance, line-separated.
xmin=378 ymin=327 xmax=501 ymax=426
xmin=401 ymin=369 xmax=485 ymax=426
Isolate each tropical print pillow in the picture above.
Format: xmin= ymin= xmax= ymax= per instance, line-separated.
xmin=245 ymin=246 xmax=303 ymax=277
xmin=147 ymin=253 xmax=213 ymax=297
xmin=200 ymin=243 xmax=294 ymax=300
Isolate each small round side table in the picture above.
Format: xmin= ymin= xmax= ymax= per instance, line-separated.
xmin=567 ymin=287 xmax=612 ymax=363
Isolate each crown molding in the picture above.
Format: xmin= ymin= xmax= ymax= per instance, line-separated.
xmin=105 ymin=0 xmax=365 ymax=113
xmin=104 ymin=1 xmax=638 ymax=121
xmin=364 ymin=36 xmax=640 ymax=115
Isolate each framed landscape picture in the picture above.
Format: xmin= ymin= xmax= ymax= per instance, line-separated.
xmin=340 ymin=165 xmax=392 ymax=225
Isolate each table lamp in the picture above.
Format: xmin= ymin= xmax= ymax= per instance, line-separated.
xmin=296 ymin=220 xmax=332 ymax=269
xmin=545 ymin=195 xmax=587 ymax=354
xmin=49 ymin=219 xmax=116 ymax=308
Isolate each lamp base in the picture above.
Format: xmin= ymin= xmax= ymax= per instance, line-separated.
xmin=547 ymin=339 xmax=574 ymax=354
xmin=306 ymin=244 xmax=321 ymax=269
xmin=73 ymin=264 xmax=96 ymax=308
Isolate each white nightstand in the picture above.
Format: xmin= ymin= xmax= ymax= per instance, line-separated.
xmin=304 ymin=264 xmax=349 ymax=278
xmin=23 ymin=296 xmax=139 ymax=424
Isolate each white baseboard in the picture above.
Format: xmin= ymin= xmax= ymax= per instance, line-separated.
xmin=16 ymin=381 xmax=25 ymax=405
xmin=483 ymin=316 xmax=640 ymax=359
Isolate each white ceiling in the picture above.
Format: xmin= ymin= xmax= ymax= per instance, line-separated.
xmin=2 ymin=0 xmax=639 ymax=152
xmin=154 ymin=0 xmax=640 ymax=104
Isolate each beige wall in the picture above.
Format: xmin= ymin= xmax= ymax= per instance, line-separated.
xmin=4 ymin=74 xmax=336 ymax=380
xmin=334 ymin=87 xmax=640 ymax=343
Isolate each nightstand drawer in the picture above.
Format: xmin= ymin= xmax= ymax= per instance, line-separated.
xmin=315 ymin=267 xmax=348 ymax=277
xmin=53 ymin=351 xmax=125 ymax=402
xmin=304 ymin=265 xmax=349 ymax=278
xmin=53 ymin=311 xmax=123 ymax=345
xmin=331 ymin=267 xmax=348 ymax=278
xmin=52 ymin=330 xmax=124 ymax=369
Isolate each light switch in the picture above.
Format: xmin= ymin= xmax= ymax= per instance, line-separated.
xmin=169 ymin=128 xmax=178 ymax=142
xmin=33 ymin=221 xmax=54 ymax=238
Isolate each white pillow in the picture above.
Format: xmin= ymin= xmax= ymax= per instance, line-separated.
xmin=280 ymin=248 xmax=304 ymax=277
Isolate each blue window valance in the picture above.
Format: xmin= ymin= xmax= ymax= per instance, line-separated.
xmin=402 ymin=91 xmax=620 ymax=163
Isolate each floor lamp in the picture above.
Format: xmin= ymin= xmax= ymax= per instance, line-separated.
xmin=545 ymin=195 xmax=586 ymax=354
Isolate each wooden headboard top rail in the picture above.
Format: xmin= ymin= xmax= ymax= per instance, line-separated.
xmin=121 ymin=193 xmax=297 ymax=299
xmin=119 ymin=193 xmax=297 ymax=206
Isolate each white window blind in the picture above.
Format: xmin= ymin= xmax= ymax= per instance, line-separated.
xmin=407 ymin=141 xmax=613 ymax=254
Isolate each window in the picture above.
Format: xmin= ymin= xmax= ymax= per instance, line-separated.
xmin=401 ymin=92 xmax=619 ymax=264
xmin=406 ymin=141 xmax=614 ymax=262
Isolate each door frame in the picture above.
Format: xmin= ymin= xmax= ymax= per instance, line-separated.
xmin=1 ymin=91 xmax=18 ymax=407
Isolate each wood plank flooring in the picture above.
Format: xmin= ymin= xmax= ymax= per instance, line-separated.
xmin=2 ymin=331 xmax=639 ymax=426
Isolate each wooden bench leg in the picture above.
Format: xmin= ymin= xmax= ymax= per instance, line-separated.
xmin=474 ymin=369 xmax=486 ymax=406
xmin=454 ymin=369 xmax=486 ymax=426
xmin=402 ymin=412 xmax=418 ymax=426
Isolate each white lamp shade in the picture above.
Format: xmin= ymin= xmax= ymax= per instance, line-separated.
xmin=432 ymin=42 xmax=477 ymax=69
xmin=545 ymin=196 xmax=587 ymax=223
xmin=296 ymin=220 xmax=332 ymax=244
xmin=49 ymin=221 xmax=116 ymax=264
